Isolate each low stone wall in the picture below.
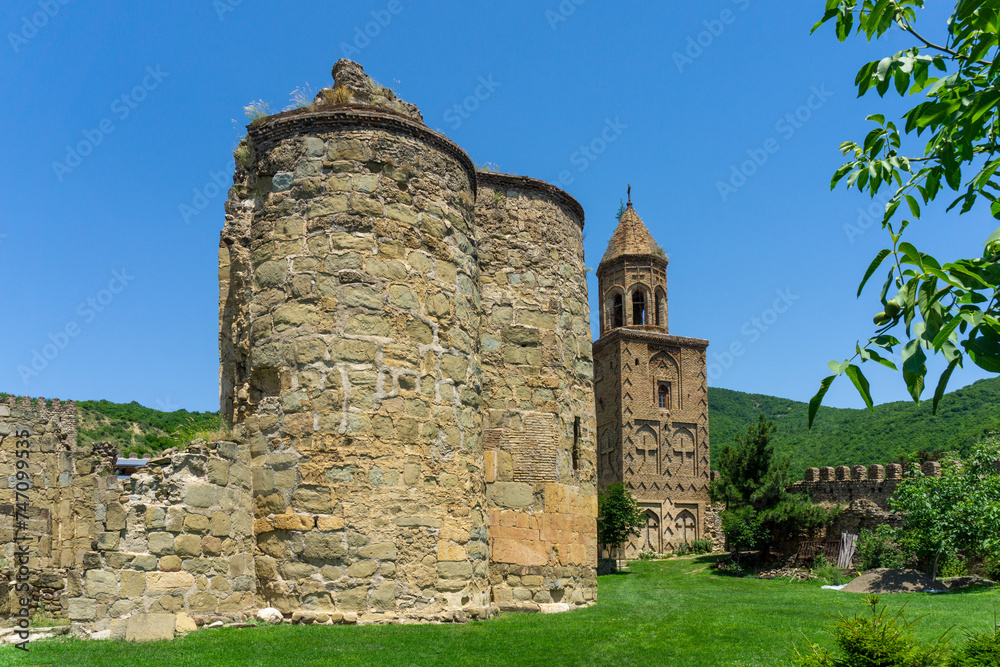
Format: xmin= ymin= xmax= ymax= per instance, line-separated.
xmin=76 ymin=440 xmax=257 ymax=639
xmin=789 ymin=461 xmax=943 ymax=511
xmin=1 ymin=396 xmax=257 ymax=638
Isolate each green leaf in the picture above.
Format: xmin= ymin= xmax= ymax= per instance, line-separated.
xmin=932 ymin=315 xmax=964 ymax=350
xmin=845 ymin=364 xmax=874 ymax=410
xmin=897 ymin=241 xmax=923 ymax=268
xmin=901 ymin=339 xmax=927 ymax=401
xmin=932 ymin=359 xmax=959 ymax=414
xmin=858 ymin=249 xmax=893 ymax=297
xmin=965 ymin=334 xmax=1000 ymax=373
xmin=987 ymin=225 xmax=1000 ymax=245
xmin=808 ymin=376 xmax=837 ymax=429
xmin=861 ymin=347 xmax=899 ymax=371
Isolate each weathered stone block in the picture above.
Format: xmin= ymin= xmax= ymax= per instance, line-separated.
xmin=488 ymin=482 xmax=534 ymax=508
xmin=84 ymin=570 xmax=117 ymax=598
xmin=292 ymin=485 xmax=334 ymax=514
xmin=67 ymin=597 xmax=96 ymax=621
xmin=207 ymin=459 xmax=231 ymax=486
xmin=175 ymin=534 xmax=203 ymax=557
xmin=159 ymin=555 xmax=182 ymax=572
xmin=145 ymin=506 xmax=166 ymax=530
xmin=125 ymin=613 xmax=176 ymax=642
xmin=303 ymin=532 xmax=346 ymax=562
xmin=120 ymin=570 xmax=146 ymax=597
xmin=184 ymin=513 xmax=210 ymax=534
xmin=148 ymin=532 xmax=175 ymax=555
xmin=146 ymin=571 xmax=195 ymax=592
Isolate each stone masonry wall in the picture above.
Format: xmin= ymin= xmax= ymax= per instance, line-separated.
xmin=789 ymin=461 xmax=944 ymax=512
xmin=0 ymin=396 xmax=88 ymax=622
xmin=223 ymin=101 xmax=492 ymax=622
xmin=788 ymin=462 xmax=944 ymax=544
xmin=475 ymin=173 xmax=597 ymax=611
xmin=1 ymin=397 xmax=255 ymax=639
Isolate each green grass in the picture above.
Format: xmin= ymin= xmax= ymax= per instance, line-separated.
xmin=9 ymin=557 xmax=999 ymax=666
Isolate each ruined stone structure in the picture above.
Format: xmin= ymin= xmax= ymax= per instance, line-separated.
xmin=787 ymin=462 xmax=945 ymax=541
xmin=592 ymin=197 xmax=714 ymax=556
xmin=216 ymin=60 xmax=596 ymax=621
xmin=0 ymin=61 xmax=597 ymax=639
xmin=0 ymin=397 xmax=255 ymax=639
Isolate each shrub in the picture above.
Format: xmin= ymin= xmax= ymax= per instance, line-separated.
xmin=793 ymin=594 xmax=949 ymax=667
xmin=812 ymin=555 xmax=848 ymax=586
xmin=940 ymin=553 xmax=969 ymax=579
xmin=975 ymin=552 xmax=1000 ymax=582
xmin=691 ymin=539 xmax=714 ymax=555
xmin=858 ymin=526 xmax=909 ymax=571
xmin=950 ymin=628 xmax=1000 ymax=667
xmin=636 ymin=550 xmax=656 ymax=561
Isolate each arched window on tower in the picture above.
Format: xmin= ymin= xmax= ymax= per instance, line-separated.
xmin=612 ymin=294 xmax=624 ymax=329
xmin=632 ymin=291 xmax=646 ymax=326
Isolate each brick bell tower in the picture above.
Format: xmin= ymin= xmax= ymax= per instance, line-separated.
xmin=593 ymin=188 xmax=711 ymax=556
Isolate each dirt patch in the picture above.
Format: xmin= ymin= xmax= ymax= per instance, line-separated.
xmin=942 ymin=576 xmax=996 ymax=591
xmin=840 ymin=568 xmax=943 ymax=593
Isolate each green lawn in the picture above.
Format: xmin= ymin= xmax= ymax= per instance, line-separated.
xmin=7 ymin=557 xmax=998 ymax=667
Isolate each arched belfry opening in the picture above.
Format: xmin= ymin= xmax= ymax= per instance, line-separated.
xmin=632 ymin=291 xmax=645 ymax=326
xmin=612 ymin=293 xmax=624 ymax=329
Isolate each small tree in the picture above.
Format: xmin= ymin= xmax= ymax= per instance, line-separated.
xmin=890 ymin=435 xmax=1000 ymax=581
xmin=710 ymin=415 xmax=833 ymax=558
xmin=597 ymin=482 xmax=645 ymax=571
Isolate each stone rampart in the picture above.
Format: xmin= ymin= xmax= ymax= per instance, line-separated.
xmin=789 ymin=461 xmax=943 ymax=512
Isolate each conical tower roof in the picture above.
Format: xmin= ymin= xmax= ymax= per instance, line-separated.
xmin=598 ymin=200 xmax=664 ymax=269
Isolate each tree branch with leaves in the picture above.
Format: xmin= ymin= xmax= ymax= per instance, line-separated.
xmin=810 ymin=0 xmax=1000 ymax=425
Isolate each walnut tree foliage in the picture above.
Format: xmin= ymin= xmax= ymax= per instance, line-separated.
xmin=709 ymin=416 xmax=832 ymax=556
xmin=810 ymin=0 xmax=1000 ymax=425
xmin=888 ymin=435 xmax=1000 ymax=581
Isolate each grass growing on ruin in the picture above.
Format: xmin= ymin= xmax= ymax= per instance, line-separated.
xmin=9 ymin=556 xmax=999 ymax=667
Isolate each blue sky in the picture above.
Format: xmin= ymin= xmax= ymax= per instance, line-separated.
xmin=0 ymin=1 xmax=994 ymax=413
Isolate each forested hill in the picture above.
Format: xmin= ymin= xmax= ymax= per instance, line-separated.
xmin=708 ymin=377 xmax=1000 ymax=479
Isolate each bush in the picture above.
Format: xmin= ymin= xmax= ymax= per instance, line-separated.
xmin=793 ymin=595 xmax=949 ymax=666
xmin=950 ymin=628 xmax=1000 ymax=667
xmin=940 ymin=553 xmax=969 ymax=579
xmin=636 ymin=550 xmax=656 ymax=561
xmin=857 ymin=526 xmax=909 ymax=571
xmin=812 ymin=555 xmax=848 ymax=586
xmin=691 ymin=539 xmax=714 ymax=554
xmin=975 ymin=552 xmax=1000 ymax=582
